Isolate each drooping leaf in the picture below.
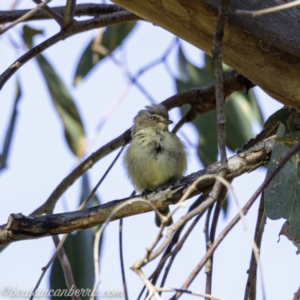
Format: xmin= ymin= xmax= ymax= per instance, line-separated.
xmin=74 ymin=22 xmax=137 ymax=85
xmin=36 ymin=54 xmax=87 ymax=157
xmin=265 ymin=122 xmax=300 ymax=240
xmin=22 ymin=25 xmax=43 ymax=48
xmin=279 ymin=221 xmax=300 ymax=254
xmin=21 ymin=25 xmax=87 ymax=157
xmin=176 ymin=47 xmax=261 ymax=165
xmin=225 ymin=91 xmax=255 ymax=151
xmin=264 ymin=106 xmax=292 ymax=129
xmin=50 ymin=231 xmax=95 ymax=300
xmin=245 ymin=89 xmax=264 ymax=126
xmin=0 ymin=78 xmax=22 ymax=170
xmin=50 ymin=173 xmax=102 ymax=299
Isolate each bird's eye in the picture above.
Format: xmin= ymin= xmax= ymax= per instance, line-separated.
xmin=151 ymin=116 xmax=157 ymax=121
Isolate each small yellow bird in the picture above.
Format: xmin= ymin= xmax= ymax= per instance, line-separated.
xmin=123 ymin=104 xmax=187 ymax=226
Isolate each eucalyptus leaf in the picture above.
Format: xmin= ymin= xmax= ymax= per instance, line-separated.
xmin=22 ymin=25 xmax=43 ymax=48
xmin=265 ymin=123 xmax=300 ymax=239
xmin=177 ymin=47 xmax=260 ymax=165
xmin=50 ymin=231 xmax=95 ymax=300
xmin=21 ymin=25 xmax=87 ymax=157
xmin=74 ymin=22 xmax=137 ymax=85
xmin=36 ymin=54 xmax=87 ymax=157
xmin=0 ymin=78 xmax=22 ymax=170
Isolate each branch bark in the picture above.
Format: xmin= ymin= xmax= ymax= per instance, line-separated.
xmin=0 ymin=135 xmax=274 ymax=246
xmin=111 ymin=0 xmax=300 ymax=108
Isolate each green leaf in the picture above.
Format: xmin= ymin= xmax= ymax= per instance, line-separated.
xmin=21 ymin=25 xmax=87 ymax=157
xmin=36 ymin=54 xmax=87 ymax=157
xmin=225 ymin=92 xmax=255 ymax=151
xmin=74 ymin=22 xmax=137 ymax=85
xmin=50 ymin=231 xmax=95 ymax=300
xmin=177 ymin=47 xmax=261 ymax=165
xmin=265 ymin=123 xmax=300 ymax=239
xmin=50 ymin=174 xmax=102 ymax=299
xmin=22 ymin=25 xmax=43 ymax=48
xmin=264 ymin=107 xmax=292 ymax=129
xmin=245 ymin=89 xmax=264 ymax=126
xmin=0 ymin=78 xmax=22 ymax=170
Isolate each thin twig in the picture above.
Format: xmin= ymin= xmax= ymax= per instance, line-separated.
xmin=244 ymin=194 xmax=267 ymax=300
xmin=212 ymin=0 xmax=231 ymax=168
xmin=119 ymin=218 xmax=129 ymax=300
xmin=171 ymin=171 xmax=227 ymax=300
xmin=32 ymin=0 xmax=64 ymax=26
xmin=159 ymin=203 xmax=206 ymax=292
xmin=205 ymin=186 xmax=228 ymax=299
xmin=132 ymin=174 xmax=227 ymax=271
xmin=52 ymin=236 xmax=80 ymax=300
xmin=293 ymin=286 xmax=300 ymax=300
xmin=139 ymin=193 xmax=210 ymax=300
xmin=236 ymin=0 xmax=300 ymax=17
xmin=64 ymin=0 xmax=77 ymax=25
xmin=109 ymin=37 xmax=178 ymax=104
xmin=0 ymin=0 xmax=51 ymax=35
xmin=158 ymin=287 xmax=225 ymax=300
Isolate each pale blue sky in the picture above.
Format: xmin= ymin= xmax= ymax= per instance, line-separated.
xmin=0 ymin=1 xmax=295 ymax=300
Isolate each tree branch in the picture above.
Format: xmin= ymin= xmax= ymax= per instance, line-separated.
xmin=0 ymin=135 xmax=274 ymax=246
xmin=31 ymin=0 xmax=64 ymax=26
xmin=0 ymin=4 xmax=124 ymax=23
xmin=0 ymin=11 xmax=141 ymax=90
xmin=111 ymin=0 xmax=300 ymax=108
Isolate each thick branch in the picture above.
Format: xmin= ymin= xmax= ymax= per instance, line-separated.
xmin=111 ymin=0 xmax=300 ymax=108
xmin=0 ymin=136 xmax=274 ymax=246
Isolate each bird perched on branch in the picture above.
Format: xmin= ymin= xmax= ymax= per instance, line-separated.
xmin=123 ymin=104 xmax=187 ymax=227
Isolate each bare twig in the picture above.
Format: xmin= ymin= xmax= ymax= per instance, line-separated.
xmin=158 ymin=198 xmax=207 ymax=292
xmin=175 ymin=138 xmax=300 ymax=297
xmin=293 ymin=286 xmax=300 ymax=300
xmin=171 ymin=171 xmax=227 ymax=300
xmin=158 ymin=287 xmax=225 ymax=300
xmin=212 ymin=0 xmax=231 ymax=168
xmin=52 ymin=236 xmax=80 ymax=300
xmin=64 ymin=0 xmax=77 ymax=25
xmin=119 ymin=218 xmax=129 ymax=300
xmin=31 ymin=132 xmax=130 ymax=215
xmin=141 ymin=193 xmax=210 ymax=300
xmin=236 ymin=0 xmax=300 ymax=17
xmin=132 ymin=175 xmax=222 ymax=270
xmin=0 ymin=0 xmax=51 ymax=34
xmin=32 ymin=0 xmax=64 ymax=26
xmin=244 ymin=194 xmax=267 ymax=300
xmin=205 ymin=186 xmax=228 ymax=299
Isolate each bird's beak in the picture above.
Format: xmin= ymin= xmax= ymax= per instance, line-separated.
xmin=161 ymin=119 xmax=173 ymax=125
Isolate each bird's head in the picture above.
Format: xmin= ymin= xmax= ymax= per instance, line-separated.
xmin=132 ymin=104 xmax=173 ymax=133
